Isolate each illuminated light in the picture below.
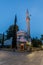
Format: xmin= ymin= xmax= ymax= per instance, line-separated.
xmin=26 ymin=18 xmax=30 ymax=22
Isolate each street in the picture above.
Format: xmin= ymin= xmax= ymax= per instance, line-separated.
xmin=0 ymin=50 xmax=43 ymax=65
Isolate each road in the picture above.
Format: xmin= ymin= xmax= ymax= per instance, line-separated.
xmin=0 ymin=50 xmax=43 ymax=65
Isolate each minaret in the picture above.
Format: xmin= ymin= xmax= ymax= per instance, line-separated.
xmin=26 ymin=9 xmax=30 ymax=38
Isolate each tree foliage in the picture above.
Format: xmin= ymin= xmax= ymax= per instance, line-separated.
xmin=6 ymin=24 xmax=19 ymax=39
xmin=12 ymin=15 xmax=18 ymax=49
xmin=40 ymin=35 xmax=43 ymax=40
xmin=1 ymin=33 xmax=4 ymax=48
xmin=32 ymin=37 xmax=42 ymax=47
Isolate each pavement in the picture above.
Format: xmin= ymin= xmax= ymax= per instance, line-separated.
xmin=0 ymin=50 xmax=43 ymax=65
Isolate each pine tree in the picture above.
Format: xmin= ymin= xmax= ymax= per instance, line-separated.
xmin=6 ymin=24 xmax=19 ymax=39
xmin=12 ymin=15 xmax=17 ymax=49
xmin=2 ymin=33 xmax=4 ymax=48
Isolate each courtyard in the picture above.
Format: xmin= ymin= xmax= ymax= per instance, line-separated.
xmin=0 ymin=50 xmax=43 ymax=65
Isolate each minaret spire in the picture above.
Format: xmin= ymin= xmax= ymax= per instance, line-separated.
xmin=26 ymin=9 xmax=30 ymax=38
xmin=26 ymin=9 xmax=29 ymax=16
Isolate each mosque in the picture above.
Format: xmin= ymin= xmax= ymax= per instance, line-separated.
xmin=4 ymin=9 xmax=31 ymax=51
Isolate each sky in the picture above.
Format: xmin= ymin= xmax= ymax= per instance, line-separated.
xmin=0 ymin=0 xmax=43 ymax=38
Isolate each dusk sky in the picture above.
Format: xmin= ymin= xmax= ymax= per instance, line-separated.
xmin=0 ymin=0 xmax=43 ymax=38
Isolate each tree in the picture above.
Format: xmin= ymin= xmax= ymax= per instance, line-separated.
xmin=32 ymin=37 xmax=42 ymax=47
xmin=6 ymin=24 xmax=19 ymax=39
xmin=40 ymin=35 xmax=43 ymax=40
xmin=40 ymin=35 xmax=43 ymax=45
xmin=12 ymin=15 xmax=18 ymax=49
xmin=1 ymin=33 xmax=4 ymax=48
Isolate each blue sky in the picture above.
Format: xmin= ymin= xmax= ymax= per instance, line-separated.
xmin=0 ymin=0 xmax=43 ymax=38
